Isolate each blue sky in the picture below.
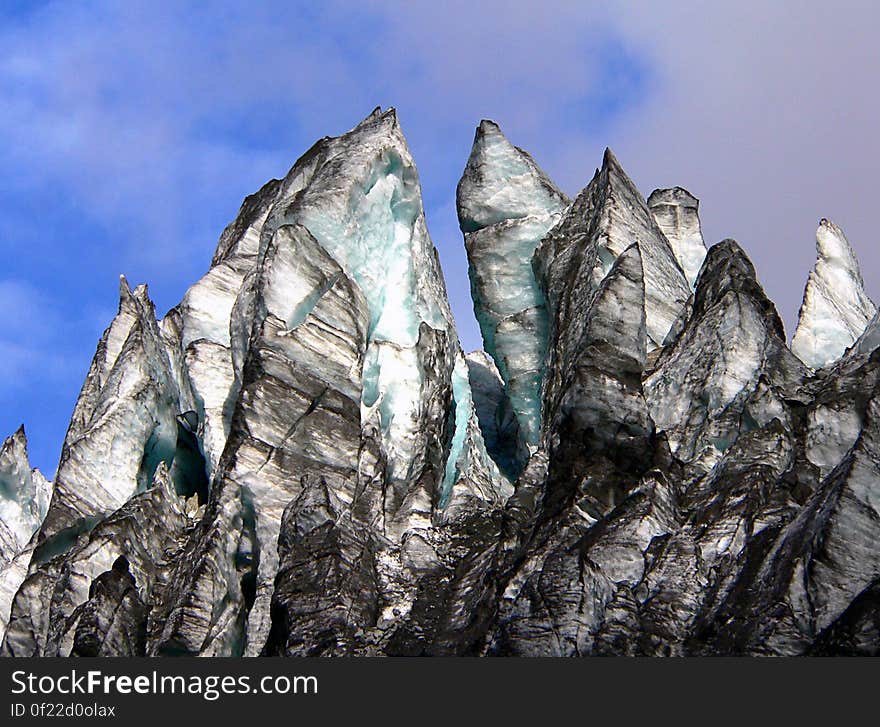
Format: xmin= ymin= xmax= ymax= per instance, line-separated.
xmin=2 ymin=1 xmax=879 ymax=474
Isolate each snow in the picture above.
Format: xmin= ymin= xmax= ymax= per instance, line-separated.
xmin=791 ymin=219 xmax=876 ymax=368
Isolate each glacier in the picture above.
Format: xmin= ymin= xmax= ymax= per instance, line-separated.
xmin=458 ymin=120 xmax=570 ymax=468
xmin=791 ymin=218 xmax=876 ymax=369
xmin=2 ymin=108 xmax=880 ymax=656
xmin=0 ymin=427 xmax=50 ymax=638
xmin=647 ymin=186 xmax=707 ymax=288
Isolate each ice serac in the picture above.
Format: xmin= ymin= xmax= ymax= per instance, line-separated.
xmin=645 ymin=240 xmax=807 ymax=476
xmin=149 ymin=108 xmax=509 ymax=657
xmin=0 ymin=427 xmax=49 ymax=640
xmin=0 ymin=428 xmax=49 ymax=561
xmin=457 ymin=121 xmax=569 ymax=464
xmin=536 ymin=148 xmax=690 ymax=353
xmin=6 ymin=110 xmax=880 ymax=657
xmin=466 ymin=351 xmax=523 ymax=479
xmin=154 ymin=223 xmax=371 ymax=656
xmin=791 ymin=218 xmax=876 ymax=369
xmin=2 ymin=462 xmax=191 ymax=656
xmin=543 ymin=243 xmax=653 ymax=516
xmin=647 ymin=187 xmax=707 ymax=288
xmin=699 ymin=391 xmax=880 ymax=655
xmin=36 ymin=277 xmax=180 ymax=550
xmin=489 ymin=239 xmax=813 ymax=656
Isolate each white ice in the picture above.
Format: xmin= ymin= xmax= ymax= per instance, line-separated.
xmin=791 ymin=219 xmax=876 ymax=369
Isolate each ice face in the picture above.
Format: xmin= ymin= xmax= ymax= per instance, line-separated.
xmin=458 ymin=121 xmax=569 ymax=465
xmin=292 ymin=115 xmax=458 ymax=516
xmin=791 ymin=219 xmax=876 ymax=369
xmin=301 ymin=152 xmax=423 ymax=344
xmin=457 ymin=120 xmax=569 ymax=232
xmin=0 ymin=427 xmax=48 ymax=559
xmin=441 ymin=355 xmax=477 ymax=505
xmin=261 ymin=109 xmax=509 ymax=529
xmin=648 ymin=187 xmax=707 ymax=288
xmin=643 ymin=240 xmax=805 ymax=475
xmin=35 ymin=279 xmax=182 ymax=547
xmin=467 ymin=217 xmax=556 ymax=448
xmin=0 ymin=427 xmax=50 ymax=641
xmin=465 ymin=351 xmax=523 ymax=480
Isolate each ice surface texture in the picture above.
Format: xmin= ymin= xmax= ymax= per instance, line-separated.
xmin=2 ymin=109 xmax=880 ymax=656
xmin=791 ymin=218 xmax=876 ymax=369
xmin=458 ymin=121 xmax=569 ymax=470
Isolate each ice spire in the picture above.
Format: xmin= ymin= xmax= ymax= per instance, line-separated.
xmin=0 ymin=427 xmax=50 ymax=554
xmin=535 ymin=148 xmax=691 ymax=353
xmin=791 ymin=218 xmax=876 ymax=369
xmin=648 ymin=187 xmax=707 ymax=288
xmin=0 ymin=426 xmax=50 ymax=640
xmin=457 ymin=120 xmax=569 ymax=466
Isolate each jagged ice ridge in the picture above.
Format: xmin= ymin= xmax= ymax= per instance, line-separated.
xmin=1 ymin=108 xmax=879 ymax=656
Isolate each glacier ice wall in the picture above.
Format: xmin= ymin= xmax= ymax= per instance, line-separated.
xmin=2 ymin=108 xmax=513 ymax=656
xmin=3 ymin=109 xmax=880 ymax=656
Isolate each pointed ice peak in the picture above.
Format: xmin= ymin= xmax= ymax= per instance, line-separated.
xmin=0 ymin=425 xmax=50 ymax=554
xmin=457 ymin=120 xmax=569 ymax=233
xmin=791 ymin=219 xmax=876 ymax=369
xmin=117 ymin=275 xmax=151 ymax=311
xmin=816 ymin=218 xmax=863 ymax=273
xmin=348 ymin=105 xmax=400 ymax=139
xmin=568 ymin=146 xmax=690 ymax=349
xmin=0 ymin=424 xmax=50 ymax=645
xmin=648 ymin=187 xmax=707 ymax=288
xmin=282 ymin=106 xmax=455 ymax=347
xmin=0 ymin=425 xmax=28 ymax=477
xmin=693 ymin=239 xmax=785 ymax=339
xmin=457 ymin=122 xmax=569 ymax=461
xmin=100 ymin=275 xmax=156 ymax=387
xmin=117 ymin=274 xmax=135 ymax=310
xmin=601 ymin=147 xmax=644 ymax=190
xmin=602 ymin=146 xmax=622 ymax=170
